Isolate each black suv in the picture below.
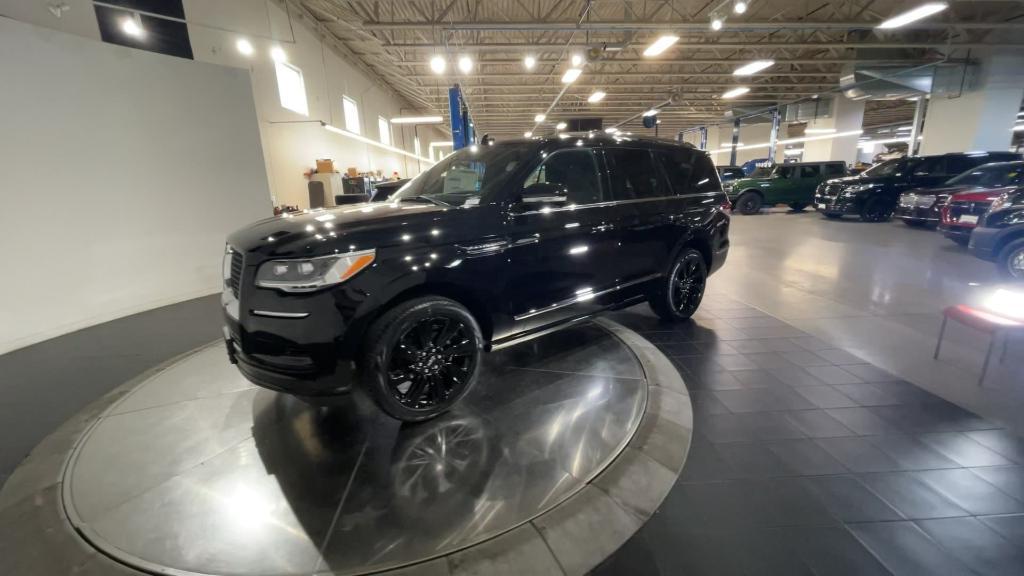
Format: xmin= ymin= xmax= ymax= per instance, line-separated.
xmin=814 ymin=152 xmax=1021 ymax=222
xmin=969 ymin=187 xmax=1024 ymax=279
xmin=223 ymin=137 xmax=731 ymax=421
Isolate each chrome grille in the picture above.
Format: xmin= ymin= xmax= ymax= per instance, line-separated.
xmin=949 ymin=200 xmax=990 ymax=220
xmin=228 ymin=249 xmax=243 ymax=298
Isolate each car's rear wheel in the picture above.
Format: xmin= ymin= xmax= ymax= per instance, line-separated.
xmin=735 ymin=192 xmax=763 ymax=215
xmin=361 ymin=296 xmax=483 ymax=422
xmin=649 ymin=249 xmax=708 ymax=321
xmin=997 ymin=238 xmax=1024 ymax=280
xmin=789 ymin=203 xmax=808 ymax=212
xmin=860 ymin=197 xmax=892 ymax=222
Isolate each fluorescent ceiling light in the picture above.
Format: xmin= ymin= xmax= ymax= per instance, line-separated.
xmin=643 ymin=35 xmax=680 ymax=57
xmin=324 ymin=124 xmax=433 ymax=163
xmin=391 ymin=116 xmax=443 ymax=124
xmin=784 ymin=148 xmax=804 ymax=155
xmin=877 ymin=2 xmax=949 ymax=29
xmin=458 ymin=55 xmax=473 ymax=73
xmin=805 ymin=128 xmax=836 ymax=134
xmin=1014 ymin=125 xmax=1024 ymax=132
xmin=587 ymin=91 xmax=606 ymax=103
xmin=236 ymin=38 xmax=254 ymax=56
xmin=733 ymin=59 xmax=775 ymax=76
xmin=524 ymin=55 xmax=536 ymax=70
xmin=643 ymin=109 xmax=660 ymax=117
xmin=711 ymin=17 xmax=724 ymax=31
xmin=605 ymin=127 xmax=619 ymax=133
xmin=270 ymin=47 xmax=287 ymax=62
xmin=121 ymin=15 xmax=144 ymax=38
xmin=430 ymin=55 xmax=446 ymax=74
xmin=562 ymin=68 xmax=582 ymax=83
xmin=534 ymin=113 xmax=546 ymax=122
xmin=896 ymin=125 xmax=913 ymax=131
xmin=571 ymin=53 xmax=584 ymax=67
xmin=524 ymin=131 xmax=533 ymax=137
xmin=722 ymin=86 xmax=750 ymax=99
xmin=556 ymin=121 xmax=567 ymax=130
xmin=734 ymin=1 xmax=748 ymax=14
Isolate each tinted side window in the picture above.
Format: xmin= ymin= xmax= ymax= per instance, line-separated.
xmin=524 ymin=149 xmax=604 ymax=205
xmin=800 ymin=165 xmax=822 ymax=178
xmin=913 ymin=156 xmax=947 ymax=176
xmin=946 ymin=156 xmax=976 ymax=176
xmin=605 ymin=148 xmax=664 ymax=200
xmin=825 ymin=163 xmax=846 ymax=176
xmin=776 ymin=166 xmax=797 ymax=179
xmin=655 ymin=149 xmax=696 ymax=194
xmin=691 ymin=154 xmax=722 ymax=193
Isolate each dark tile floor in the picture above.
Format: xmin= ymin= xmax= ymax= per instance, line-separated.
xmin=595 ymin=293 xmax=1024 ymax=576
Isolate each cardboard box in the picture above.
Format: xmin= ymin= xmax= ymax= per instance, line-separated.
xmin=347 ymin=167 xmax=359 ymax=178
xmin=316 ymin=158 xmax=335 ymax=173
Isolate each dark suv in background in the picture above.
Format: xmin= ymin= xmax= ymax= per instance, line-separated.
xmin=894 ymin=160 xmax=1024 ymax=228
xmin=969 ymin=188 xmax=1024 ymax=279
xmin=814 ymin=152 xmax=1021 ymax=222
xmin=223 ymin=136 xmax=731 ymax=421
xmin=728 ymin=161 xmax=848 ymax=214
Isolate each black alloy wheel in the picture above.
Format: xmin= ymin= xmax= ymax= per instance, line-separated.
xmin=362 ymin=297 xmax=482 ymax=421
xmin=650 ymin=248 xmax=708 ymax=321
xmin=860 ymin=197 xmax=893 ymax=222
xmin=735 ymin=192 xmax=763 ymax=215
xmin=998 ymin=239 xmax=1024 ymax=280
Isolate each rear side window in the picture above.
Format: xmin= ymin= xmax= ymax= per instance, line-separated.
xmin=800 ymin=165 xmax=822 ymax=178
xmin=691 ymin=154 xmax=723 ymax=193
xmin=605 ymin=148 xmax=664 ymax=200
xmin=655 ymin=149 xmax=695 ymax=194
xmin=913 ymin=156 xmax=947 ymax=176
xmin=824 ymin=163 xmax=846 ymax=176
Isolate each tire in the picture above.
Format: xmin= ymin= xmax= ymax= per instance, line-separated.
xmin=997 ymin=238 xmax=1024 ymax=280
xmin=734 ymin=192 xmax=763 ymax=215
xmin=360 ymin=296 xmax=483 ymax=422
xmin=860 ymin=197 xmax=893 ymax=223
xmin=789 ymin=203 xmax=808 ymax=212
xmin=649 ymin=248 xmax=708 ymax=322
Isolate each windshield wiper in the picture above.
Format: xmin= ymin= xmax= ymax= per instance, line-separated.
xmin=398 ymin=195 xmax=452 ymax=207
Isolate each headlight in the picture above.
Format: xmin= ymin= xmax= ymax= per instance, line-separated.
xmin=255 ymin=249 xmax=376 ymax=293
xmin=843 ymin=184 xmax=874 ymax=196
xmin=990 ymin=194 xmax=1011 ymax=213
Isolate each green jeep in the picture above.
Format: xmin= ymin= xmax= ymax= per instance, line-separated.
xmin=727 ymin=161 xmax=849 ymax=215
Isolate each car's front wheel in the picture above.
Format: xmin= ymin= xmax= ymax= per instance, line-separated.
xmin=860 ymin=197 xmax=892 ymax=222
xmin=361 ymin=296 xmax=483 ymax=422
xmin=997 ymin=238 xmax=1024 ymax=280
xmin=735 ymin=192 xmax=763 ymax=215
xmin=649 ymin=248 xmax=708 ymax=321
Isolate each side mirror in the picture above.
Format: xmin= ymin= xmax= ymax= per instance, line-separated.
xmin=519 ymin=182 xmax=569 ymax=205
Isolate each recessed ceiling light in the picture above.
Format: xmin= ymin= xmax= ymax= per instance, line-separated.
xmin=587 ymin=91 xmax=606 ymax=103
xmin=711 ymin=17 xmax=724 ymax=31
xmin=722 ymin=86 xmax=750 ymax=99
xmin=877 ymin=2 xmax=949 ymax=29
xmin=734 ymin=1 xmax=748 ymax=14
xmin=429 ymin=55 xmax=446 ymax=74
xmin=458 ymin=55 xmax=473 ymax=73
xmin=121 ymin=14 xmax=144 ymax=38
xmin=235 ymin=38 xmax=254 ymax=56
xmin=534 ymin=113 xmax=546 ymax=122
xmin=556 ymin=121 xmax=567 ymax=130
xmin=643 ymin=35 xmax=680 ymax=57
xmin=524 ymin=55 xmax=536 ymax=70
xmin=571 ymin=53 xmax=584 ymax=67
xmin=733 ymin=59 xmax=775 ymax=76
xmin=561 ymin=68 xmax=582 ymax=83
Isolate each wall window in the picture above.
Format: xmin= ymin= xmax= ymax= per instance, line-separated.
xmin=378 ymin=116 xmax=391 ymax=146
xmin=342 ymin=96 xmax=360 ymax=134
xmin=274 ymin=61 xmax=308 ymax=116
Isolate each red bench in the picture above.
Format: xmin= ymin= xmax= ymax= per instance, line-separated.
xmin=934 ymin=304 xmax=1024 ymax=385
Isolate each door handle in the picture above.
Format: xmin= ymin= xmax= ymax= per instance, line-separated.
xmin=456 ymin=238 xmax=511 ymax=257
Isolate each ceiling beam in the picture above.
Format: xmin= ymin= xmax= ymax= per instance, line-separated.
xmin=359 ymin=20 xmax=1024 ymax=31
xmin=369 ymin=41 xmax=1024 ymax=50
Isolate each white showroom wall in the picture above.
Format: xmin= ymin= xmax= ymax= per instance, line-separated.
xmin=0 ymin=17 xmax=271 ymax=353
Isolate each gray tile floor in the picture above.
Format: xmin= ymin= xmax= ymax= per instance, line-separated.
xmin=595 ymin=295 xmax=1024 ymax=576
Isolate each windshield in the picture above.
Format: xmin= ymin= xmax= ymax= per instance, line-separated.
xmin=862 ymin=158 xmax=908 ymax=178
xmin=946 ymin=163 xmax=1024 ymax=188
xmin=391 ymin=143 xmax=530 ymax=207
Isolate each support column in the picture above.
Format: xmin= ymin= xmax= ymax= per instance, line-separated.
xmin=919 ymin=51 xmax=1024 ymax=156
xmin=767 ymin=109 xmax=781 ymax=164
xmin=729 ymin=118 xmax=741 ymax=166
xmin=801 ymin=95 xmax=865 ymax=165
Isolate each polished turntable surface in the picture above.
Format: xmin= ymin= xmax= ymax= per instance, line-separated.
xmin=63 ymin=323 xmax=647 ymax=576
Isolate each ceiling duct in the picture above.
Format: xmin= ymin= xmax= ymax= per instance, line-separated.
xmin=840 ymin=66 xmax=936 ymax=100
xmin=783 ymin=98 xmax=835 ymax=123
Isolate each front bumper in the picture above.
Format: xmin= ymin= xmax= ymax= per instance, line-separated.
xmin=813 ymin=194 xmax=858 ymax=216
xmin=968 ymin=227 xmax=1001 ymax=262
xmin=894 ymin=205 xmax=939 ymax=222
xmin=939 ymin=223 xmax=974 ymax=244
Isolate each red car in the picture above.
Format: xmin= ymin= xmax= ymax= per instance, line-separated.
xmin=940 ymin=188 xmax=1011 ymax=245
